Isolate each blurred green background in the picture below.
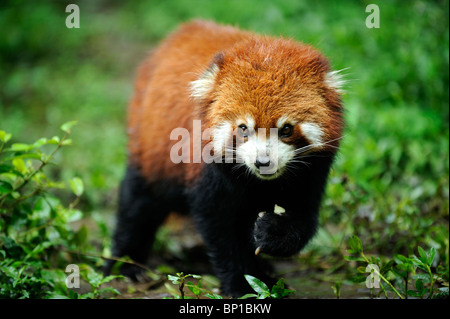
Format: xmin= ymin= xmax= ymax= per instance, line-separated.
xmin=0 ymin=0 xmax=448 ymax=297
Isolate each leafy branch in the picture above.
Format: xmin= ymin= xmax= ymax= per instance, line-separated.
xmin=0 ymin=121 xmax=77 ymax=207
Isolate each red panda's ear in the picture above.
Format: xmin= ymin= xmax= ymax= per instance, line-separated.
xmin=211 ymin=51 xmax=225 ymax=68
xmin=324 ymin=69 xmax=348 ymax=94
xmin=190 ymin=52 xmax=224 ymax=101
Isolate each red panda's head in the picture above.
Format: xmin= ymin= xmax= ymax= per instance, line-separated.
xmin=190 ymin=37 xmax=345 ymax=180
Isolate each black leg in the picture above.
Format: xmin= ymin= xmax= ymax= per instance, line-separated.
xmin=194 ymin=209 xmax=275 ymax=297
xmin=104 ymin=165 xmax=175 ymax=279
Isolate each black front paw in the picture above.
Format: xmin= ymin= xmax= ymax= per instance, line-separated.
xmin=253 ymin=210 xmax=303 ymax=257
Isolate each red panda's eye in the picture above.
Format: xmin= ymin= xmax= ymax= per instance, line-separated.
xmin=279 ymin=124 xmax=293 ymax=138
xmin=238 ymin=124 xmax=248 ymax=137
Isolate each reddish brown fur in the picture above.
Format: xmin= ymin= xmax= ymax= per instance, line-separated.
xmin=127 ymin=20 xmax=343 ymax=184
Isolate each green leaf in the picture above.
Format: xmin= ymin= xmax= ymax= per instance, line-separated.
xmin=394 ymin=254 xmax=412 ymax=264
xmin=186 ymin=282 xmax=201 ymax=296
xmin=348 ymin=235 xmax=363 ymax=254
xmin=411 ymin=255 xmax=428 ymax=272
xmin=0 ymin=181 xmax=13 ymax=194
xmin=14 ymin=153 xmax=42 ymax=160
xmin=244 ymin=274 xmax=269 ymax=295
xmin=349 ymin=274 xmax=367 ymax=283
xmin=344 ymin=255 xmax=365 ymax=262
xmin=65 ymin=208 xmax=83 ymax=222
xmin=32 ymin=138 xmax=48 ymax=148
xmin=60 ymin=121 xmax=78 ymax=133
xmin=415 ymin=279 xmax=425 ymax=295
xmin=0 ymin=164 xmax=14 ymax=174
xmin=418 ymin=246 xmax=427 ymax=262
xmin=69 ymin=177 xmax=84 ymax=196
xmin=331 ymin=282 xmax=341 ymax=298
xmin=79 ymin=292 xmax=95 ymax=299
xmin=270 ymin=279 xmax=295 ymax=299
xmin=0 ymin=131 xmax=12 ymax=143
xmin=427 ymin=247 xmax=436 ymax=266
xmin=61 ymin=139 xmax=72 ymax=146
xmin=168 ymin=274 xmax=181 ymax=285
xmin=25 ymin=241 xmax=54 ymax=259
xmin=394 ymin=261 xmax=413 ymax=275
xmin=99 ymin=275 xmax=122 ymax=285
xmin=32 ymin=197 xmax=52 ymax=220
xmin=48 ymin=136 xmax=60 ymax=144
xmin=10 ymin=143 xmax=32 ymax=152
xmin=12 ymin=158 xmax=27 ymax=174
xmin=0 ymin=236 xmax=24 ymax=258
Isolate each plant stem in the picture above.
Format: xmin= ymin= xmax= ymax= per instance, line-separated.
xmin=179 ymin=279 xmax=185 ymax=299
xmin=361 ymin=253 xmax=404 ymax=299
xmin=62 ymin=248 xmax=160 ymax=278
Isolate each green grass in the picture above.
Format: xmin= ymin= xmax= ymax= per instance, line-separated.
xmin=0 ymin=0 xmax=448 ymax=298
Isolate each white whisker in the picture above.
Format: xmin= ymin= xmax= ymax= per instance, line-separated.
xmin=293 ymin=135 xmax=345 ymax=155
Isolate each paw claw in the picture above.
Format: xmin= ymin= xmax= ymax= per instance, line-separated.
xmin=255 ymin=246 xmax=262 ymax=256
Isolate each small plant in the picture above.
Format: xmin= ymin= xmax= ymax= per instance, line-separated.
xmin=49 ymin=264 xmax=122 ymax=299
xmin=166 ymin=272 xmax=222 ymax=299
xmin=346 ymin=235 xmax=403 ymax=298
xmin=76 ymin=269 xmax=121 ymax=299
xmin=346 ymin=235 xmax=449 ymax=299
xmin=239 ymin=275 xmax=295 ymax=299
xmin=331 ymin=281 xmax=342 ymax=299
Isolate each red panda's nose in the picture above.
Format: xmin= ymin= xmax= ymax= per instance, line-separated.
xmin=255 ymin=156 xmax=271 ymax=168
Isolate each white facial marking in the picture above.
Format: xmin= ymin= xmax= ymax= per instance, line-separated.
xmin=244 ymin=116 xmax=255 ymax=130
xmin=213 ymin=115 xmax=298 ymax=180
xmin=300 ymin=122 xmax=324 ymax=147
xmin=237 ymin=131 xmax=266 ymax=166
xmin=277 ymin=140 xmax=295 ymax=170
xmin=236 ymin=127 xmax=295 ymax=180
xmin=190 ymin=64 xmax=219 ymax=100
xmin=276 ymin=115 xmax=297 ymax=129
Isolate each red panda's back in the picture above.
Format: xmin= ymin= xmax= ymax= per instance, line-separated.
xmin=127 ymin=20 xmax=251 ymax=184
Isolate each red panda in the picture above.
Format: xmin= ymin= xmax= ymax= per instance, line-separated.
xmin=106 ymin=20 xmax=345 ymax=297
